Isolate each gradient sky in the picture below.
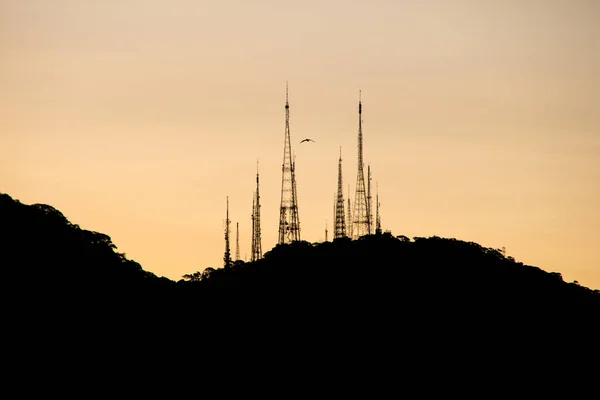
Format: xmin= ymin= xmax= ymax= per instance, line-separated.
xmin=2 ymin=0 xmax=599 ymax=288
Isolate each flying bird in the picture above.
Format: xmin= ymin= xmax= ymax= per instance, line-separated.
xmin=300 ymin=138 xmax=315 ymax=143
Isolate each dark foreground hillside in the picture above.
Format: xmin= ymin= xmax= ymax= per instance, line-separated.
xmin=2 ymin=192 xmax=599 ymax=384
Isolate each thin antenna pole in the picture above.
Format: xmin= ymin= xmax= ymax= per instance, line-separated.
xmin=367 ymin=165 xmax=372 ymax=235
xmin=333 ymin=192 xmax=336 ymax=238
xmin=235 ymin=222 xmax=240 ymax=261
xmin=347 ymin=183 xmax=353 ymax=239
xmin=251 ymin=194 xmax=255 ymax=262
xmin=376 ymin=181 xmax=382 ymax=235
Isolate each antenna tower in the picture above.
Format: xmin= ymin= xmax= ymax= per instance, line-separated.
xmin=353 ymin=91 xmax=371 ymax=238
xmin=278 ymin=82 xmax=301 ymax=244
xmin=223 ymin=196 xmax=232 ymax=269
xmin=334 ymin=147 xmax=346 ymax=239
xmin=251 ymin=161 xmax=262 ymax=261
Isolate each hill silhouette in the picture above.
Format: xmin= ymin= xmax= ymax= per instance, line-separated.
xmin=3 ymin=191 xmax=598 ymax=314
xmin=2 ymin=192 xmax=599 ymax=383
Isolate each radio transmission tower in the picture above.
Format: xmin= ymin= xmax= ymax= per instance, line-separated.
xmin=278 ymin=82 xmax=301 ymax=244
xmin=353 ymin=91 xmax=370 ymax=238
xmin=334 ymin=147 xmax=346 ymax=239
xmin=223 ymin=196 xmax=232 ymax=269
xmin=251 ymin=161 xmax=262 ymax=261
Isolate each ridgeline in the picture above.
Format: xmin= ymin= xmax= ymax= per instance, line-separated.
xmin=2 ymin=192 xmax=599 ymax=364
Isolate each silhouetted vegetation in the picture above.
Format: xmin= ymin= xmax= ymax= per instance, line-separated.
xmin=180 ymin=233 xmax=600 ymax=330
xmin=2 ymin=192 xmax=599 ymax=365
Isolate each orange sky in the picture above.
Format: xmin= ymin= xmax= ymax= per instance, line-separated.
xmin=1 ymin=0 xmax=599 ymax=288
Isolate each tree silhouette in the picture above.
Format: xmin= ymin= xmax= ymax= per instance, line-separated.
xmin=2 ymin=190 xmax=599 ymax=376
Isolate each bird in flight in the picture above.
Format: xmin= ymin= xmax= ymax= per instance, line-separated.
xmin=300 ymin=138 xmax=315 ymax=143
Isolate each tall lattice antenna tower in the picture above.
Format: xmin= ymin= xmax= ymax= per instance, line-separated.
xmin=251 ymin=160 xmax=262 ymax=261
xmin=334 ymin=147 xmax=346 ymax=239
xmin=235 ymin=222 xmax=240 ymax=261
xmin=353 ymin=91 xmax=370 ymax=238
xmin=223 ymin=196 xmax=232 ymax=269
xmin=375 ymin=182 xmax=382 ymax=235
xmin=278 ymin=82 xmax=301 ymax=244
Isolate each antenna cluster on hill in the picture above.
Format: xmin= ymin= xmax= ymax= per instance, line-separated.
xmin=222 ymin=83 xmax=384 ymax=268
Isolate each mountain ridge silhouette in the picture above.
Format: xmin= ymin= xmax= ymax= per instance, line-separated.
xmin=2 ymin=191 xmax=599 ymax=378
xmin=3 ymin=192 xmax=598 ymax=307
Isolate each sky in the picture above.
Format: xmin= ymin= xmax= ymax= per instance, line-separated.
xmin=1 ymin=0 xmax=599 ymax=288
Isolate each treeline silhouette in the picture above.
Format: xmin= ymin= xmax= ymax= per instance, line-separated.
xmin=2 ymin=191 xmax=599 ymax=376
xmin=3 ymin=191 xmax=598 ymax=312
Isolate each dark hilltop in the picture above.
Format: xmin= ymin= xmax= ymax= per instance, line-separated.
xmin=2 ymin=192 xmax=598 ymax=382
